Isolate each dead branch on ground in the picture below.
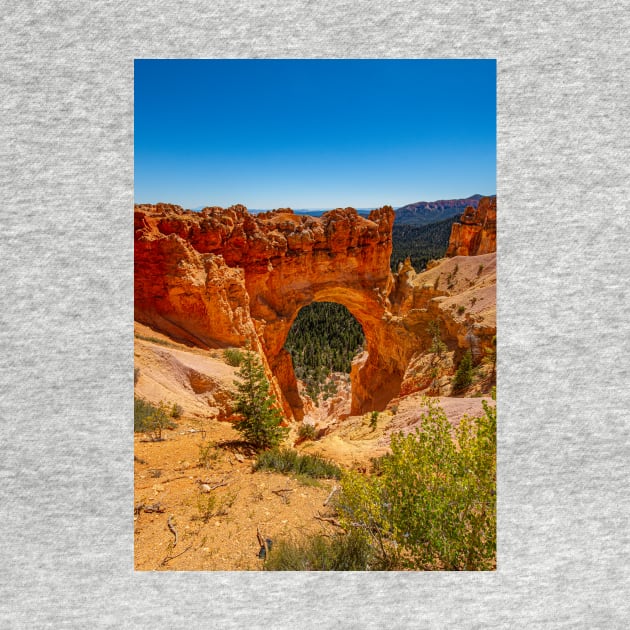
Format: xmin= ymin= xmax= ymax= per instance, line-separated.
xmin=197 ymin=476 xmax=231 ymax=491
xmin=257 ymin=525 xmax=269 ymax=560
xmin=134 ymin=502 xmax=165 ymax=515
xmin=159 ymin=544 xmax=192 ymax=567
xmin=167 ymin=515 xmax=178 ymax=547
xmin=323 ymin=485 xmax=339 ymax=506
xmin=313 ymin=511 xmax=345 ymax=530
xmin=271 ymin=488 xmax=293 ymax=504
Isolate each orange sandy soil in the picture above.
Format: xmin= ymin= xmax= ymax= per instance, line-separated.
xmin=134 ymin=417 xmax=340 ymax=571
xmin=133 ymin=323 xmax=492 ymax=571
xmin=133 ymin=398 xmax=490 ymax=571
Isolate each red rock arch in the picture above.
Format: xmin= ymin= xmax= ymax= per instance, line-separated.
xmin=134 ymin=203 xmax=411 ymax=420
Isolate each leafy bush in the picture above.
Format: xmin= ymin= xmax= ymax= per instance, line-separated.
xmin=337 ymin=396 xmax=496 ymax=570
xmin=254 ymin=448 xmax=341 ymax=480
xmin=452 ymin=350 xmax=474 ymax=391
xmin=369 ymin=411 xmax=379 ymax=431
xmin=195 ymin=491 xmax=236 ymax=522
xmin=134 ymin=397 xmax=158 ymax=432
xmin=370 ymin=453 xmax=393 ymax=475
xmin=223 ymin=348 xmax=245 ymax=367
xmin=264 ymin=530 xmax=374 ymax=571
xmin=297 ymin=423 xmax=317 ymax=441
xmin=198 ymin=440 xmax=220 ymax=468
xmin=233 ymin=350 xmax=288 ymax=451
xmin=134 ymin=398 xmax=176 ymax=440
xmin=170 ymin=402 xmax=183 ymax=419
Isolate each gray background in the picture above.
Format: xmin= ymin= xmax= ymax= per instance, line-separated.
xmin=1 ymin=1 xmax=629 ymax=627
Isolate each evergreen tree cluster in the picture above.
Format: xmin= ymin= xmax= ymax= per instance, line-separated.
xmin=284 ymin=302 xmax=365 ymax=401
xmin=390 ymin=215 xmax=458 ymax=272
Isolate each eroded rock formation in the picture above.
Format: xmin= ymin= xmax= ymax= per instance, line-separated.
xmin=445 ymin=196 xmax=496 ymax=257
xmin=135 ymin=197 xmax=497 ymax=421
xmin=135 ymin=204 xmax=408 ymax=419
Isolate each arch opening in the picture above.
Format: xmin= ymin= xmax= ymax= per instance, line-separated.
xmin=283 ymin=301 xmax=365 ymax=417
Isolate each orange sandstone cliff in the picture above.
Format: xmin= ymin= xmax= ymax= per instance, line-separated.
xmin=445 ymin=195 xmax=496 ymax=257
xmin=135 ymin=198 xmax=496 ymax=421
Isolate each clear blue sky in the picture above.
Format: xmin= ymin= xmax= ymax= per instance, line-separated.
xmin=135 ymin=59 xmax=495 ymax=209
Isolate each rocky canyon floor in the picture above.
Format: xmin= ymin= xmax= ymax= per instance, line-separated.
xmin=134 ymin=322 xmax=491 ymax=571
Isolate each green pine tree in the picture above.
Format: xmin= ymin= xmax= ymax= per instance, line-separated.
xmin=427 ymin=320 xmax=447 ymax=356
xmin=233 ymin=350 xmax=288 ymax=451
xmin=452 ymin=350 xmax=474 ymax=391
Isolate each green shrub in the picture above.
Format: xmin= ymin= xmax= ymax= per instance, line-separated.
xmin=170 ymin=402 xmax=183 ymax=419
xmin=223 ymin=348 xmax=245 ymax=367
xmin=198 ymin=440 xmax=220 ymax=468
xmin=369 ymin=411 xmax=379 ymax=431
xmin=134 ymin=398 xmax=176 ymax=440
xmin=370 ymin=453 xmax=393 ymax=475
xmin=427 ymin=320 xmax=447 ymax=356
xmin=484 ymin=335 xmax=497 ymax=380
xmin=457 ymin=305 xmax=466 ymax=315
xmin=195 ymin=492 xmax=236 ymax=522
xmin=452 ymin=350 xmax=474 ymax=391
xmin=134 ymin=397 xmax=156 ymax=432
xmin=297 ymin=423 xmax=317 ymax=441
xmin=254 ymin=448 xmax=341 ymax=480
xmin=233 ymin=351 xmax=288 ymax=451
xmin=264 ymin=530 xmax=374 ymax=571
xmin=337 ymin=395 xmax=496 ymax=570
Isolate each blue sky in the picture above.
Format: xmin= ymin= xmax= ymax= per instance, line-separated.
xmin=135 ymin=59 xmax=495 ymax=209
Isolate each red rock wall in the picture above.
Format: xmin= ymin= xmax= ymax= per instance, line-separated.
xmin=135 ymin=200 xmax=497 ymax=419
xmin=445 ymin=196 xmax=496 ymax=257
xmin=135 ymin=204 xmax=406 ymax=418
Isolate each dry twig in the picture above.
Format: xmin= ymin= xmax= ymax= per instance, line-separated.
xmin=136 ymin=475 xmax=190 ymax=491
xmin=197 ymin=476 xmax=231 ymax=491
xmin=314 ymin=512 xmax=345 ymax=530
xmin=323 ymin=485 xmax=339 ymax=506
xmin=134 ymin=502 xmax=165 ymax=515
xmin=159 ymin=544 xmax=192 ymax=567
xmin=257 ymin=525 xmax=269 ymax=559
xmin=271 ymin=488 xmax=293 ymax=504
xmin=167 ymin=515 xmax=178 ymax=547
xmin=163 ymin=475 xmax=190 ymax=483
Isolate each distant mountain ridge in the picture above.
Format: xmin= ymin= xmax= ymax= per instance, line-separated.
xmin=395 ymin=195 xmax=492 ymax=226
xmin=187 ymin=197 xmax=496 ymax=225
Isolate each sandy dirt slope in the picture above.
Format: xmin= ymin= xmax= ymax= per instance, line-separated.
xmin=134 ymin=322 xmax=495 ymax=571
xmin=134 ymin=415 xmax=337 ymax=571
xmin=134 ymin=322 xmax=238 ymax=420
xmin=299 ymin=394 xmax=493 ymax=469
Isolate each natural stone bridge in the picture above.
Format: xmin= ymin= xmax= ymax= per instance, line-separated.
xmin=134 ymin=203 xmax=416 ymax=419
